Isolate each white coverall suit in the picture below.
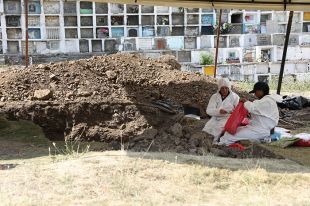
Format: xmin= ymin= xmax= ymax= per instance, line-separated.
xmin=202 ymin=78 xmax=240 ymax=142
xmin=219 ymin=95 xmax=280 ymax=145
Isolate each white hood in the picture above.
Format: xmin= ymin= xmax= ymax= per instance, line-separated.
xmin=217 ymin=78 xmax=231 ymax=91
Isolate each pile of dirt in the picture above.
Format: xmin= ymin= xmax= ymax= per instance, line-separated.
xmin=0 ymin=53 xmax=249 ymax=155
xmin=0 ymin=54 xmax=220 ymax=104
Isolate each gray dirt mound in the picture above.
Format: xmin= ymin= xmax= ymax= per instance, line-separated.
xmin=0 ymin=53 xmax=250 ymax=155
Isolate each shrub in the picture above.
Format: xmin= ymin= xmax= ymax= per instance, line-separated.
xmin=200 ymin=52 xmax=214 ymax=65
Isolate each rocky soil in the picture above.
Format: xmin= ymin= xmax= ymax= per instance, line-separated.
xmin=0 ymin=53 xmax=295 ymax=157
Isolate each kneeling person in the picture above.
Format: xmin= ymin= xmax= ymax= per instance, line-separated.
xmin=219 ymin=82 xmax=279 ymax=145
xmin=202 ymin=78 xmax=240 ymax=143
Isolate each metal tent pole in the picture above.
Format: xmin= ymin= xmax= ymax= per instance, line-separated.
xmin=277 ymin=11 xmax=294 ymax=94
xmin=214 ymin=9 xmax=222 ymax=78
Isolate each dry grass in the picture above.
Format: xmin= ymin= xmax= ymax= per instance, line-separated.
xmin=0 ymin=151 xmax=310 ymax=206
xmin=235 ymin=80 xmax=310 ymax=97
xmin=0 ymin=116 xmax=310 ymax=205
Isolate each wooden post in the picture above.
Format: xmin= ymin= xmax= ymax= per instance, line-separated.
xmin=25 ymin=0 xmax=29 ymax=67
xmin=214 ymin=9 xmax=222 ymax=78
xmin=277 ymin=11 xmax=294 ymax=94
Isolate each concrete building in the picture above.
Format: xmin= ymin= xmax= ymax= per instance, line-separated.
xmin=1 ymin=0 xmax=310 ymax=81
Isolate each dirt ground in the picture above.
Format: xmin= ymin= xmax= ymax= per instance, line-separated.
xmin=1 ymin=150 xmax=310 ymax=206
xmin=0 ymin=117 xmax=309 ymax=165
xmin=0 ymin=53 xmax=309 ymax=158
xmin=0 ymin=83 xmax=309 ymax=205
xmin=0 ymin=54 xmax=250 ymax=155
xmin=0 ymin=120 xmax=309 ymax=206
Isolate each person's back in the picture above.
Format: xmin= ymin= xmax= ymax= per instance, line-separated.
xmin=245 ymin=94 xmax=279 ymax=132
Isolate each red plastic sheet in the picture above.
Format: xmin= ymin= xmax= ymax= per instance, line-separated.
xmin=224 ymin=102 xmax=249 ymax=135
xmin=229 ymin=143 xmax=245 ymax=151
xmin=294 ymin=139 xmax=310 ymax=147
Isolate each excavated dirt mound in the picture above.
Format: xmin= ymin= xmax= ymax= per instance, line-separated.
xmin=0 ymin=53 xmax=252 ymax=155
xmin=0 ymin=54 xmax=219 ymax=104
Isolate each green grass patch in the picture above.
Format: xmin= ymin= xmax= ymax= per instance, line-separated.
xmin=235 ymin=77 xmax=310 ymax=93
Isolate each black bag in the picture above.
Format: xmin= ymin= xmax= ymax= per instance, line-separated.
xmin=278 ymin=96 xmax=310 ymax=110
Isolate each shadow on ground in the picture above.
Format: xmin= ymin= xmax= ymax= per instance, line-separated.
xmin=0 ymin=116 xmax=49 ymax=160
xmin=1 ymin=112 xmax=310 ymax=173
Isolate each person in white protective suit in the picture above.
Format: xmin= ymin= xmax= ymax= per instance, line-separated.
xmin=218 ymin=81 xmax=280 ymax=145
xmin=202 ymin=78 xmax=240 ymax=143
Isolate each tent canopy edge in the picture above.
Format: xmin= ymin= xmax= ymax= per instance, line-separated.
xmin=89 ymin=0 xmax=310 ymax=11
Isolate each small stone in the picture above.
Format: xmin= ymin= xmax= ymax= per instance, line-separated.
xmin=134 ymin=128 xmax=158 ymax=142
xmin=33 ymin=89 xmax=53 ymax=100
xmin=210 ymin=148 xmax=228 ymax=157
xmin=184 ymin=133 xmax=191 ymax=139
xmin=189 ymin=137 xmax=200 ymax=147
xmin=49 ymin=82 xmax=57 ymax=90
xmin=49 ymin=74 xmax=59 ymax=81
xmin=120 ymin=124 xmax=126 ymax=130
xmin=66 ymin=92 xmax=74 ymax=98
xmin=176 ymin=146 xmax=185 ymax=153
xmin=174 ymin=138 xmax=181 ymax=145
xmin=129 ymin=142 xmax=135 ymax=148
xmin=77 ymin=89 xmax=92 ymax=97
xmin=111 ymin=141 xmax=121 ymax=150
xmin=149 ymin=144 xmax=160 ymax=152
xmin=189 ymin=132 xmax=205 ymax=147
xmin=160 ymin=132 xmax=169 ymax=140
xmin=106 ymin=70 xmax=117 ymax=80
xmin=37 ymin=64 xmax=45 ymax=69
xmin=170 ymin=123 xmax=183 ymax=138
xmin=197 ymin=148 xmax=205 ymax=156
xmin=189 ymin=148 xmax=197 ymax=154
